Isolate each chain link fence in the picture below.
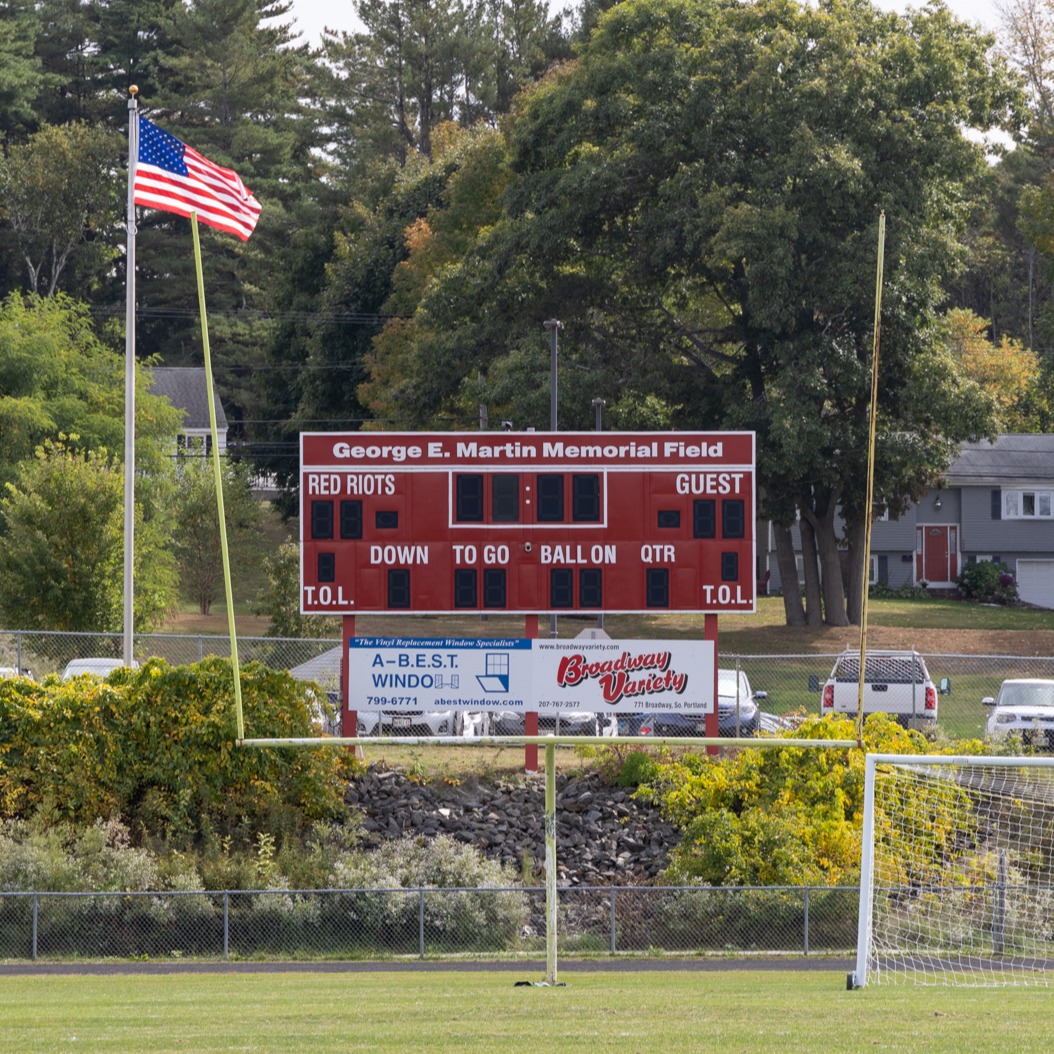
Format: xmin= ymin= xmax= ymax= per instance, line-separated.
xmin=3 ymin=631 xmax=1047 ymax=962
xmin=0 ymin=629 xmax=339 ymax=683
xmin=4 ymin=628 xmax=1051 ymax=740
xmin=0 ymin=885 xmax=860 ymax=962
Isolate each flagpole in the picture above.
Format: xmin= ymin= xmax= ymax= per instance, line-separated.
xmin=190 ymin=213 xmax=245 ymax=740
xmin=123 ymin=86 xmax=139 ymax=667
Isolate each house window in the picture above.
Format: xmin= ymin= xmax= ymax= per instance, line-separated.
xmin=1003 ymin=490 xmax=1054 ymax=519
xmin=869 ymin=556 xmax=878 ymax=585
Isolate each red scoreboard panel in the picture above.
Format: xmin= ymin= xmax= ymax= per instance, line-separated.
xmin=299 ymin=431 xmax=756 ymax=615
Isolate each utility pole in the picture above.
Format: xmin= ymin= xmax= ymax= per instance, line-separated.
xmin=592 ymin=396 xmax=606 ymax=631
xmin=543 ymin=320 xmax=561 ymax=638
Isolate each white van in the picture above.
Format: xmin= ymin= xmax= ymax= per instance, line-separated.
xmin=62 ymin=657 xmax=139 ymax=681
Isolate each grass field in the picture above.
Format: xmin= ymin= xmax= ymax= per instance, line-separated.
xmin=1 ymin=967 xmax=1049 ymax=1053
xmin=166 ymin=591 xmax=1054 ymax=645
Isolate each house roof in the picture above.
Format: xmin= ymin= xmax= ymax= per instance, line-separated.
xmin=948 ymin=435 xmax=1054 ymax=487
xmin=289 ymin=646 xmax=342 ymax=686
xmin=148 ymin=367 xmax=228 ymax=432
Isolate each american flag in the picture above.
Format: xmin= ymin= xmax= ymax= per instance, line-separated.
xmin=133 ymin=116 xmax=261 ymax=241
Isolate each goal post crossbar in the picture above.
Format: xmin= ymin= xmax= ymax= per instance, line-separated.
xmin=854 ymin=752 xmax=1054 ymax=990
xmin=237 ymin=735 xmax=861 ymax=749
xmin=238 ymin=733 xmax=856 ymax=986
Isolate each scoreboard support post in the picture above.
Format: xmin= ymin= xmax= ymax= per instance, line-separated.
xmin=341 ymin=614 xmax=358 ymax=752
xmin=705 ymin=613 xmax=719 ymax=756
xmin=524 ymin=614 xmax=539 ymax=772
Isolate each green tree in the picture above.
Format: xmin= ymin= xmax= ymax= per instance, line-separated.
xmin=172 ymin=455 xmax=263 ymax=615
xmin=0 ymin=438 xmax=177 ymax=633
xmin=0 ymin=0 xmax=44 ymax=139
xmin=360 ymin=0 xmax=1020 ymax=626
xmin=0 ymin=292 xmax=179 ymax=490
xmin=321 ymin=0 xmax=483 ymax=166
xmin=254 ymin=540 xmax=341 ymax=638
xmin=319 ymin=0 xmax=567 ymax=171
xmin=0 ymin=121 xmax=123 ymax=296
xmin=131 ymin=0 xmax=325 ymax=440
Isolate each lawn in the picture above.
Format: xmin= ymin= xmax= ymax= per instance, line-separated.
xmin=0 ymin=968 xmax=1049 ymax=1054
xmin=165 ymin=593 xmax=1054 ymax=645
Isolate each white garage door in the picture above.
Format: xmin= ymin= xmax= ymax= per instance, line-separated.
xmin=1016 ymin=560 xmax=1054 ymax=609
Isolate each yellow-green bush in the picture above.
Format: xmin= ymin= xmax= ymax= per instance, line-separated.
xmin=636 ymin=714 xmax=937 ymax=887
xmin=0 ymin=657 xmax=350 ymax=847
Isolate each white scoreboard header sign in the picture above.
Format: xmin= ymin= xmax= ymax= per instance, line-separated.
xmin=346 ymin=637 xmax=714 ymax=715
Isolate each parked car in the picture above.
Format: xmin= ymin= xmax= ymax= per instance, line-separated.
xmin=0 ymin=666 xmax=33 ymax=680
xmin=984 ymin=679 xmax=1054 ymax=748
xmin=626 ymin=668 xmax=766 ymax=737
xmin=489 ymin=709 xmax=601 ymax=736
xmin=357 ymin=708 xmax=486 ymax=737
xmin=62 ymin=657 xmax=139 ymax=680
xmin=820 ymin=649 xmax=945 ymax=729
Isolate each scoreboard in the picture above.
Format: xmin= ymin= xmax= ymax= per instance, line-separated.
xmin=299 ymin=431 xmax=755 ymax=615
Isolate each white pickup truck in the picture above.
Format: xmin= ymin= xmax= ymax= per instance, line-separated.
xmin=820 ymin=649 xmax=946 ymax=729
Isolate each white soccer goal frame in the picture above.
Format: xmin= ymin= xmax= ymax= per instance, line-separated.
xmin=853 ymin=752 xmax=1054 ymax=989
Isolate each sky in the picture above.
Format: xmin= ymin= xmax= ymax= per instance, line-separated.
xmin=287 ymin=0 xmax=1004 ymax=47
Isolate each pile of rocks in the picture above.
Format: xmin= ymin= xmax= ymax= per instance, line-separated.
xmin=344 ymin=765 xmax=681 ymax=885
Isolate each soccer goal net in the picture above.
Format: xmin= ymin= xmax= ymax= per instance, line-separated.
xmin=852 ymin=753 xmax=1054 ymax=988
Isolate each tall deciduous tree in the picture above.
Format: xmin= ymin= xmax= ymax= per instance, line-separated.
xmin=946 ymin=308 xmax=1048 ymax=430
xmin=0 ymin=292 xmax=179 ymax=490
xmin=172 ymin=455 xmax=263 ymax=615
xmin=363 ymin=0 xmax=1019 ymax=625
xmin=0 ymin=122 xmax=122 ymax=297
xmin=0 ymin=439 xmax=178 ymax=632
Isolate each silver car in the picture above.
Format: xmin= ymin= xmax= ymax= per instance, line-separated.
xmin=984 ymin=679 xmax=1054 ymax=748
xmin=357 ymin=709 xmax=486 ymax=737
xmin=489 ymin=709 xmax=600 ymax=736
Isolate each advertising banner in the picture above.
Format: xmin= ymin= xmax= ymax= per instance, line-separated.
xmin=347 ymin=637 xmax=533 ymax=712
xmin=346 ymin=637 xmax=714 ymax=715
xmin=532 ymin=639 xmax=714 ymax=714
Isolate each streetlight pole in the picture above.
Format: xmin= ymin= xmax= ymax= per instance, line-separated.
xmin=543 ymin=319 xmax=561 ymax=639
xmin=592 ymin=397 xmax=605 ymax=433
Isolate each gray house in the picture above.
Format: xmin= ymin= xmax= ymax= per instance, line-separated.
xmin=148 ymin=366 xmax=228 ymax=454
xmin=763 ymin=435 xmax=1054 ymax=609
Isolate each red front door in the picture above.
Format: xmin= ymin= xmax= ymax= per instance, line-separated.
xmin=916 ymin=525 xmax=957 ymax=585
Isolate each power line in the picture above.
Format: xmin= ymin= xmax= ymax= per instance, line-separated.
xmin=91 ymin=305 xmax=407 ymax=326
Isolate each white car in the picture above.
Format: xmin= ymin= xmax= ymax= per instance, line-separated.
xmin=62 ymin=657 xmax=139 ymax=681
xmin=984 ymin=679 xmax=1054 ymax=747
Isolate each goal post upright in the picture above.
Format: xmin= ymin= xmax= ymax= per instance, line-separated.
xmin=852 ymin=751 xmax=880 ymax=989
xmin=853 ymin=752 xmax=1054 ymax=989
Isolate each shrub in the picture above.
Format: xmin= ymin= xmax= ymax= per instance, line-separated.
xmin=868 ymin=583 xmax=931 ymax=600
xmin=0 ymin=657 xmax=352 ymax=847
xmin=329 ymin=835 xmax=530 ymax=949
xmin=0 ymin=817 xmax=158 ymax=892
xmin=614 ymin=749 xmax=664 ymax=788
xmin=957 ymin=560 xmax=1018 ymax=604
xmin=636 ymin=714 xmax=932 ymax=887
